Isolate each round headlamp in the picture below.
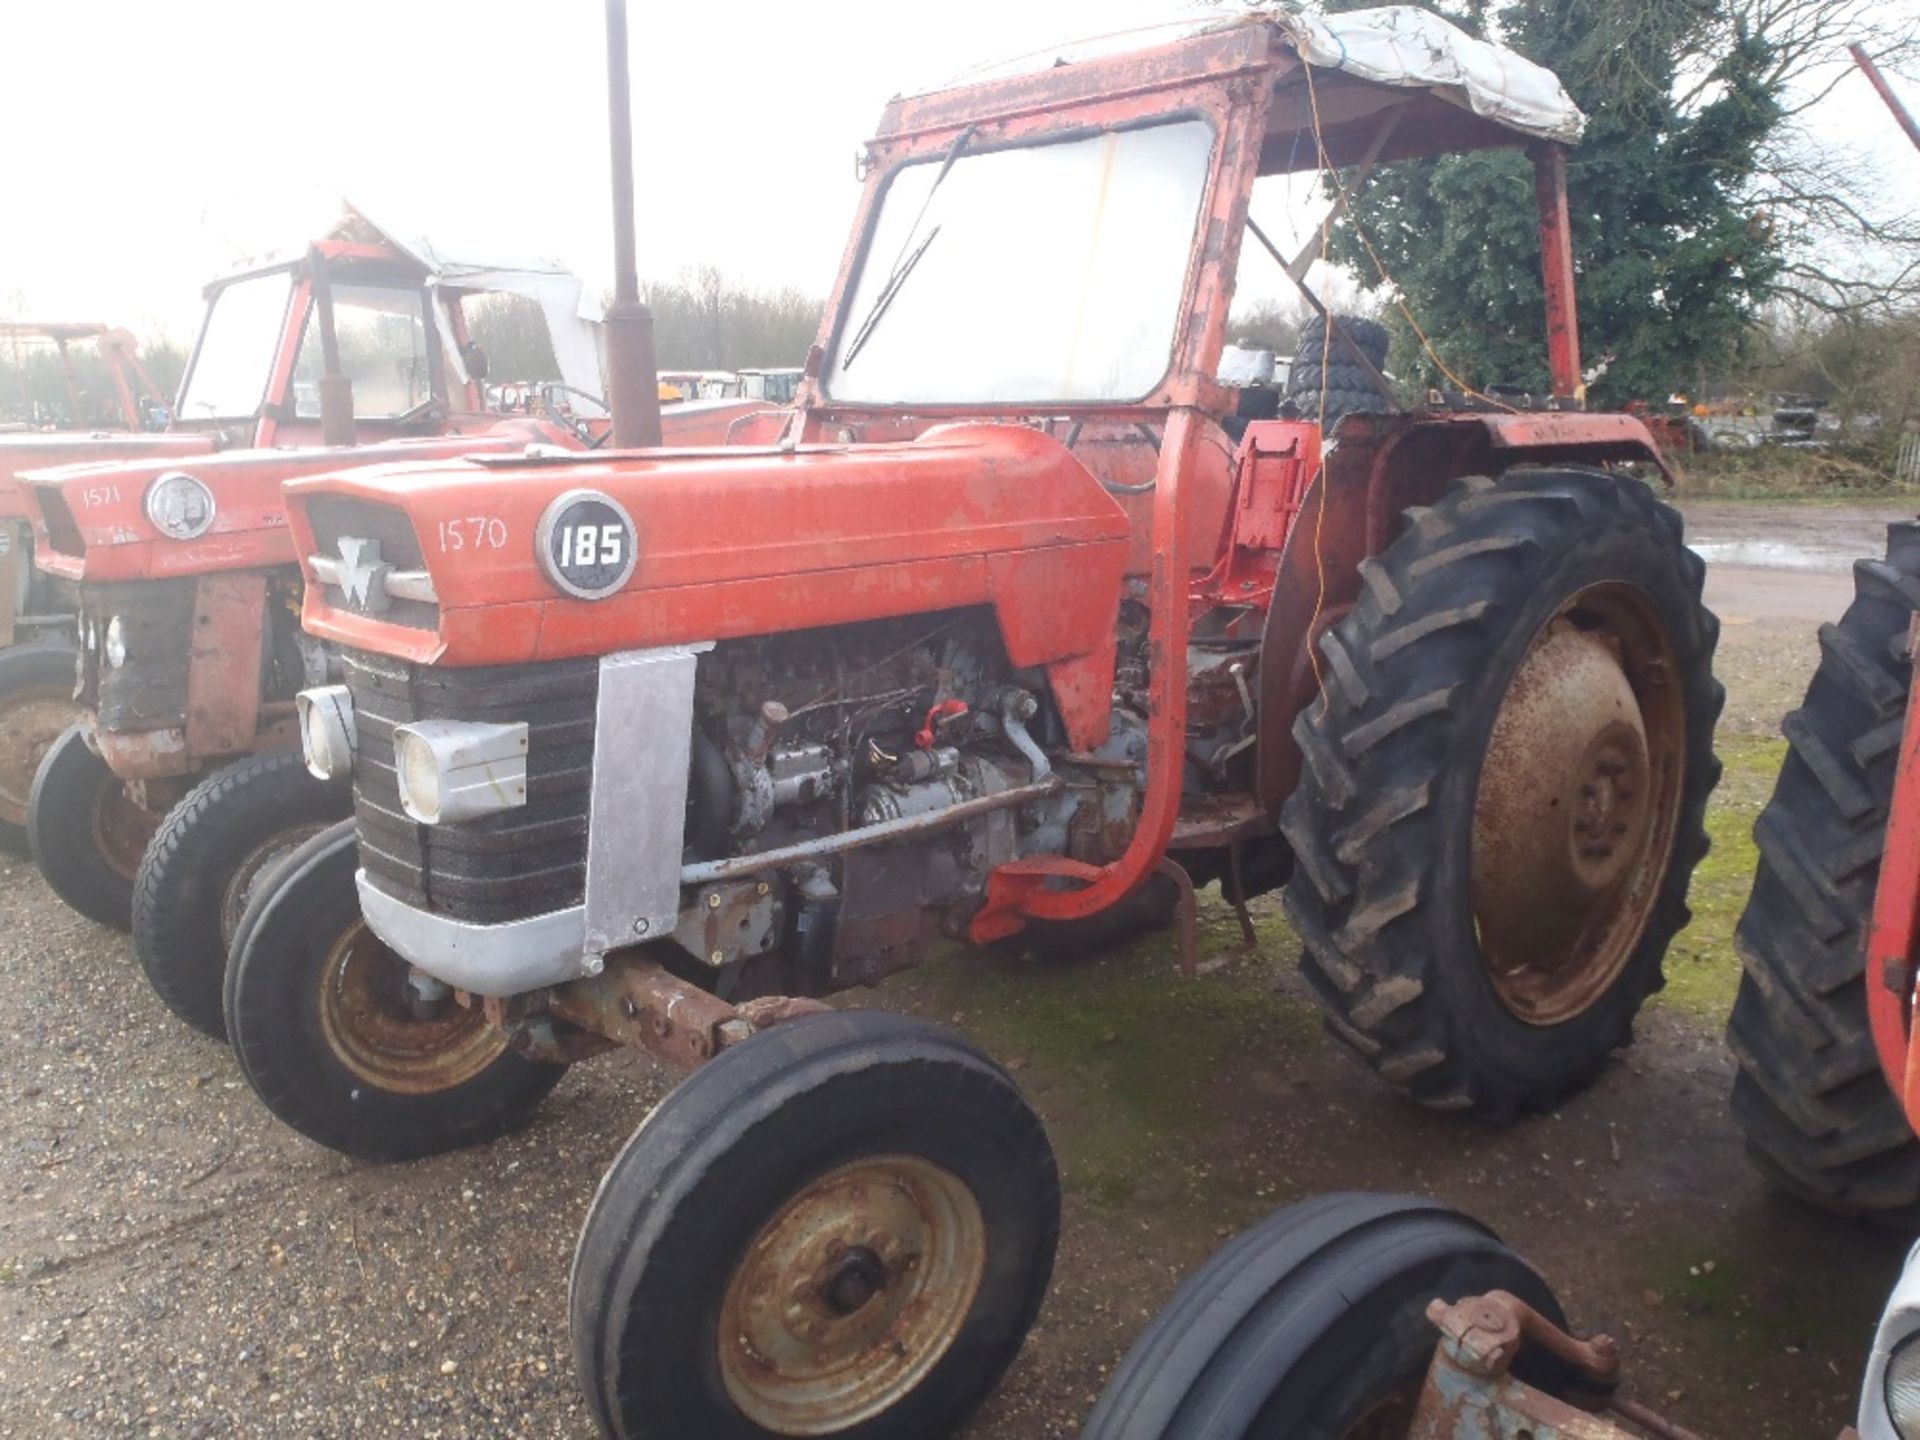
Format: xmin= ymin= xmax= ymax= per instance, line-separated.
xmin=1888 ymin=1333 xmax=1920 ymax=1439
xmin=296 ymin=686 xmax=356 ymax=782
xmin=103 ymin=616 xmax=127 ymax=669
xmin=396 ymin=730 xmax=443 ymax=823
xmin=144 ymin=472 xmax=216 ymax=541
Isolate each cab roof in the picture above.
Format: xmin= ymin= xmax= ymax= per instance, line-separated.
xmin=878 ymin=6 xmax=1584 ymax=173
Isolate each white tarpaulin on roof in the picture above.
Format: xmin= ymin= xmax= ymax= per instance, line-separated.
xmin=937 ymin=7 xmax=1586 ymax=146
xmin=1287 ymin=7 xmax=1586 ymax=144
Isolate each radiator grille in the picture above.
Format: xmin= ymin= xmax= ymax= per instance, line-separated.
xmin=345 ymin=649 xmax=597 ymax=925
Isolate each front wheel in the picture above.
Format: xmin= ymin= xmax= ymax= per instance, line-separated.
xmin=1082 ymin=1194 xmax=1576 ymax=1440
xmin=0 ymin=642 xmax=79 ymax=854
xmin=1283 ymin=468 xmax=1722 ymax=1117
xmin=224 ymin=820 xmax=565 ymax=1160
xmin=27 ymin=722 xmax=162 ymax=930
xmin=570 ymin=1010 xmax=1059 ymax=1440
xmin=133 ymin=749 xmax=349 ymax=1040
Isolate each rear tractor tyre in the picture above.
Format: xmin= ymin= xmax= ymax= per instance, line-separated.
xmin=224 ymin=821 xmax=565 ymax=1161
xmin=27 ymin=722 xmax=162 ymax=930
xmin=0 ymin=641 xmax=79 ymax=855
xmin=133 ymin=748 xmax=350 ymax=1041
xmin=1082 ymin=1193 xmax=1579 ymax=1440
xmin=1283 ymin=468 xmax=1721 ymax=1117
xmin=570 ymin=1010 xmax=1059 ymax=1440
xmin=1728 ymin=522 xmax=1920 ymax=1222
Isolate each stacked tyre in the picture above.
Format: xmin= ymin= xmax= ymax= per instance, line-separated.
xmin=1285 ymin=313 xmax=1392 ymax=427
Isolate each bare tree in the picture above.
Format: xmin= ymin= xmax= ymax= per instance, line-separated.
xmin=1713 ymin=0 xmax=1920 ymax=313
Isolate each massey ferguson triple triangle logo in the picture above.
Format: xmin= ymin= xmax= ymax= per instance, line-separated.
xmin=334 ymin=536 xmax=390 ymax=612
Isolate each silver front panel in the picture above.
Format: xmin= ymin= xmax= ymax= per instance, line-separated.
xmin=583 ymin=644 xmax=710 ymax=959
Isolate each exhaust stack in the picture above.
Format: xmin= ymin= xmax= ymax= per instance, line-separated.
xmin=603 ymin=0 xmax=664 ymax=449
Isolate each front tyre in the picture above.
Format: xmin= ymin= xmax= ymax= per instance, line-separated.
xmin=1083 ymin=1194 xmax=1576 ymax=1440
xmin=0 ymin=642 xmax=79 ymax=854
xmin=224 ymin=820 xmax=565 ymax=1161
xmin=133 ymin=748 xmax=350 ymax=1040
xmin=570 ymin=1010 xmax=1058 ymax=1440
xmin=27 ymin=722 xmax=161 ymax=930
xmin=1283 ymin=469 xmax=1721 ymax=1117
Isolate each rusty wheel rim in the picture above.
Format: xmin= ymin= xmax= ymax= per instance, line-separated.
xmin=220 ymin=823 xmax=330 ymax=948
xmin=0 ymin=684 xmax=74 ymax=829
xmin=1470 ymin=583 xmax=1686 ymax=1026
xmin=90 ymin=777 xmax=160 ymax=882
xmin=1340 ymin=1387 xmax=1419 ymax=1440
xmin=717 ymin=1155 xmax=987 ymax=1435
xmin=315 ymin=923 xmax=504 ymax=1094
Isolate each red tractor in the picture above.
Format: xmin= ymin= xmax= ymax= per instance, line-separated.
xmin=0 ymin=322 xmax=184 ymax=847
xmin=1722 ymin=33 xmax=1920 ymax=1228
xmin=9 ymin=211 xmax=765 ymax=1045
xmin=238 ymin=11 xmax=1719 ymax=1437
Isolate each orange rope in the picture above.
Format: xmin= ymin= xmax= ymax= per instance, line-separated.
xmin=1285 ymin=28 xmax=1520 ymax=699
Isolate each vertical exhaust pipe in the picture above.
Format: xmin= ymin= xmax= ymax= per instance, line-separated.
xmin=604 ymin=0 xmax=664 ymax=449
xmin=310 ymin=247 xmax=357 ymax=447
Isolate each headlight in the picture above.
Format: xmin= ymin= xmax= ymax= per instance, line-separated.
xmin=1888 ymin=1334 xmax=1920 ymax=1439
xmin=103 ymin=616 xmax=127 ymax=669
xmin=296 ymin=685 xmax=356 ymax=782
xmin=391 ymin=719 xmax=529 ymax=826
xmin=143 ymin=472 xmax=216 ymax=541
xmin=396 ymin=731 xmax=443 ymax=823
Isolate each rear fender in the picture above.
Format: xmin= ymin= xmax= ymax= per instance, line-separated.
xmin=1252 ymin=412 xmax=1668 ymax=812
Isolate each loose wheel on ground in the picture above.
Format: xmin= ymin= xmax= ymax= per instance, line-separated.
xmin=1283 ymin=468 xmax=1721 ymax=1117
xmin=1728 ymin=522 xmax=1920 ymax=1222
xmin=1083 ymin=1193 xmax=1579 ymax=1440
xmin=27 ymin=722 xmax=162 ymax=930
xmin=0 ymin=642 xmax=79 ymax=854
xmin=224 ymin=820 xmax=565 ymax=1160
xmin=570 ymin=1010 xmax=1058 ymax=1440
xmin=133 ymin=748 xmax=350 ymax=1040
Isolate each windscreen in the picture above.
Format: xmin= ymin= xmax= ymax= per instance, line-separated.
xmin=177 ymin=271 xmax=295 ymax=420
xmin=825 ymin=119 xmax=1214 ymax=405
xmin=292 ymin=284 xmax=432 ymax=420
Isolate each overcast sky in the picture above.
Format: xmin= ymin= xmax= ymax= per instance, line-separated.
xmin=1 ymin=1 xmax=1915 ymax=348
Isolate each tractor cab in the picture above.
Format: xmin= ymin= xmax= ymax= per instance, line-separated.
xmin=172 ymin=206 xmax=607 ymax=452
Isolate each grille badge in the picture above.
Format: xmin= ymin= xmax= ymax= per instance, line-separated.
xmin=335 ymin=537 xmax=392 ymax=613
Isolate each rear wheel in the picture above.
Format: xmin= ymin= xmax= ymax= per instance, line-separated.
xmin=1283 ymin=468 xmax=1721 ymax=1117
xmin=1082 ymin=1193 xmax=1576 ymax=1440
xmin=0 ymin=642 xmax=78 ymax=855
xmin=1728 ymin=522 xmax=1920 ymax=1222
xmin=224 ymin=820 xmax=565 ymax=1160
xmin=133 ymin=748 xmax=350 ymax=1040
xmin=570 ymin=1010 xmax=1058 ymax=1440
xmin=27 ymin=722 xmax=161 ymax=930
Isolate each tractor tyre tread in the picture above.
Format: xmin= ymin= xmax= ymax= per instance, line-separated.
xmin=1728 ymin=520 xmax=1920 ymax=1223
xmin=1281 ymin=468 xmax=1721 ymax=1119
xmin=133 ymin=748 xmax=350 ymax=1040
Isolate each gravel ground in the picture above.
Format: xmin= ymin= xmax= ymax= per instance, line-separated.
xmin=1 ymin=495 xmax=1915 ymax=1440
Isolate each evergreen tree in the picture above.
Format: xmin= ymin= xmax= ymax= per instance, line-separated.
xmin=1319 ymin=0 xmax=1783 ymax=406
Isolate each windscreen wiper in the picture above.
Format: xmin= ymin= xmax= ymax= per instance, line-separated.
xmin=837 ymin=124 xmax=975 ymax=373
xmin=840 ymin=225 xmax=941 ymax=371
